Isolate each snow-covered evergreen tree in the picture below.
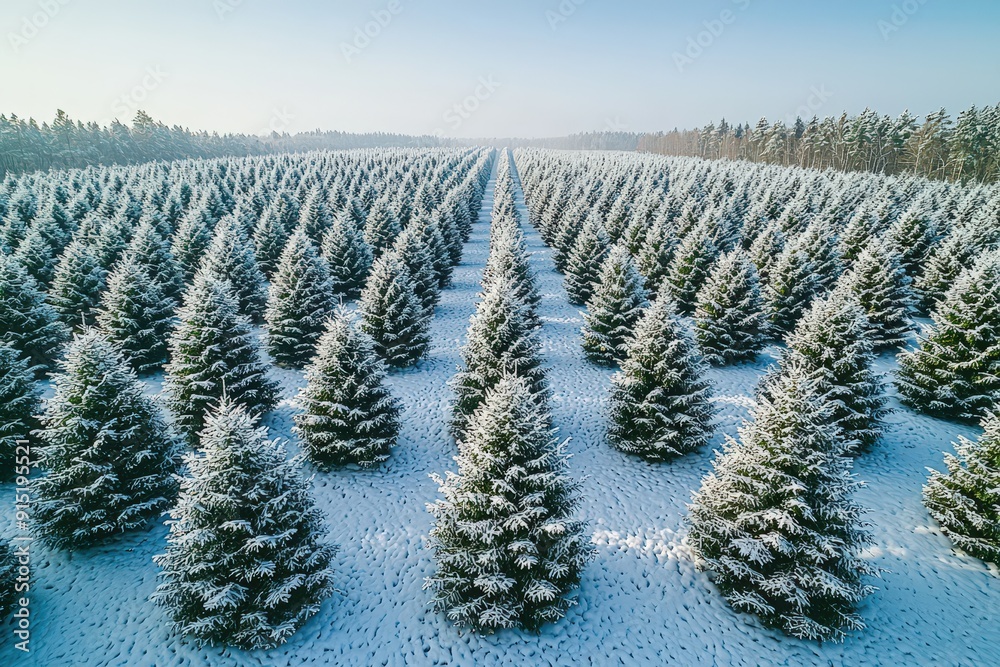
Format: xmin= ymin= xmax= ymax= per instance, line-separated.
xmin=165 ymin=272 xmax=279 ymax=445
xmin=451 ymin=276 xmax=549 ymax=439
xmin=884 ymin=205 xmax=938 ymax=279
xmin=410 ymin=212 xmax=453 ymax=288
xmin=839 ymin=240 xmax=913 ymax=351
xmin=152 ymin=398 xmax=336 ymax=650
xmin=321 ymin=211 xmax=373 ymax=299
xmin=358 ymin=254 xmax=431 ymax=368
xmin=96 ymin=254 xmax=174 ymax=374
xmin=482 ymin=227 xmax=541 ymax=329
xmin=694 ymin=249 xmax=768 ymax=366
xmin=609 ymin=297 xmax=714 ymax=460
xmin=769 ymin=286 xmax=886 ymax=454
xmin=0 ymin=254 xmax=69 ymax=371
xmin=581 ymin=245 xmax=648 ymax=365
xmin=388 ymin=228 xmax=439 ymax=316
xmin=0 ymin=541 xmax=17 ymax=620
xmin=170 ymin=204 xmax=216 ymax=282
xmin=636 ymin=217 xmax=677 ymax=299
xmin=126 ymin=217 xmax=185 ymax=306
xmin=0 ymin=343 xmax=41 ymax=483
xmin=913 ymin=224 xmax=997 ymax=314
xmin=298 ymin=187 xmax=334 ymax=243
xmin=49 ymin=237 xmax=107 ymax=327
xmin=199 ymin=215 xmax=268 ymax=322
xmin=896 ymin=249 xmax=1000 ymax=422
xmin=294 ymin=310 xmax=401 ymax=468
xmin=923 ymin=411 xmax=1000 ymax=563
xmin=252 ymin=203 xmax=292 ymax=279
xmin=425 ymin=375 xmax=594 ymax=632
xmin=265 ymin=228 xmax=335 ymax=367
xmin=663 ymin=222 xmax=718 ymax=315
xmin=763 ymin=242 xmax=819 ymax=337
xmin=363 ymin=196 xmax=403 ymax=258
xmin=33 ymin=329 xmax=180 ymax=550
xmin=12 ymin=223 xmax=58 ymax=287
xmin=687 ymin=364 xmax=876 ymax=642
xmin=562 ymin=217 xmax=610 ymax=305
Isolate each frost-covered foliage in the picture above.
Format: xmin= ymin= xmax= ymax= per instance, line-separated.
xmin=165 ymin=272 xmax=279 ymax=445
xmin=0 ymin=342 xmax=41 ymax=483
xmin=923 ymin=411 xmax=1000 ymax=564
xmin=153 ymin=399 xmax=336 ymax=650
xmin=896 ymin=249 xmax=1000 ymax=422
xmin=96 ymin=253 xmax=174 ymax=374
xmin=766 ymin=285 xmax=886 ymax=454
xmin=33 ymin=330 xmax=180 ymax=550
xmin=563 ymin=215 xmax=610 ymax=305
xmin=609 ymin=297 xmax=714 ymax=460
xmin=451 ymin=276 xmax=549 ymax=440
xmin=0 ymin=253 xmax=69 ymax=371
xmin=426 ymin=375 xmax=594 ymax=632
xmin=321 ymin=210 xmax=373 ymax=299
xmin=687 ymin=364 xmax=876 ymax=642
xmin=295 ymin=310 xmax=400 ymax=468
xmin=694 ymin=249 xmax=768 ymax=366
xmin=581 ymin=245 xmax=648 ymax=365
xmin=265 ymin=228 xmax=335 ymax=367
xmin=838 ymin=239 xmax=913 ymax=351
xmin=48 ymin=236 xmax=107 ymax=327
xmin=199 ymin=214 xmax=268 ymax=322
xmin=663 ymin=221 xmax=718 ymax=315
xmin=358 ymin=253 xmax=431 ymax=368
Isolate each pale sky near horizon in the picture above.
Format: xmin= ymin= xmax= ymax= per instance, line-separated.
xmin=2 ymin=0 xmax=998 ymax=138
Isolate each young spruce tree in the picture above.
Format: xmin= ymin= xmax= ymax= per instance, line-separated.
xmin=694 ymin=249 xmax=768 ymax=366
xmin=294 ymin=310 xmax=401 ymax=468
xmin=358 ymin=254 xmax=431 ymax=368
xmin=165 ymin=272 xmax=279 ymax=446
xmin=896 ymin=249 xmax=1000 ymax=422
xmin=923 ymin=411 xmax=1000 ymax=563
xmin=426 ymin=375 xmax=594 ymax=632
xmin=609 ymin=297 xmax=714 ymax=460
xmin=265 ymin=228 xmax=335 ymax=367
xmin=451 ymin=276 xmax=549 ymax=440
xmin=33 ymin=330 xmax=180 ymax=549
xmin=153 ymin=398 xmax=336 ymax=650
xmin=581 ymin=245 xmax=648 ymax=365
xmin=687 ymin=364 xmax=876 ymax=642
xmin=0 ymin=254 xmax=69 ymax=371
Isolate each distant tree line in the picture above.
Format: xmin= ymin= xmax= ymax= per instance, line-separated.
xmin=637 ymin=104 xmax=1000 ymax=184
xmin=0 ymin=110 xmax=453 ymax=178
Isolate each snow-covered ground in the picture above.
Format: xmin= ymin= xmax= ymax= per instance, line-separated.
xmin=2 ymin=159 xmax=999 ymax=666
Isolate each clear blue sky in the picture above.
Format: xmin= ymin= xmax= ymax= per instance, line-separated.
xmin=2 ymin=0 xmax=998 ymax=137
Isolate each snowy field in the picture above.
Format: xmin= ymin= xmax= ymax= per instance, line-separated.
xmin=2 ymin=159 xmax=999 ymax=667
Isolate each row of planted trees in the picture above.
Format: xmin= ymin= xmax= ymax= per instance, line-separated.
xmin=0 ymin=147 xmax=495 ymax=648
xmin=515 ymin=147 xmax=1000 ymax=641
